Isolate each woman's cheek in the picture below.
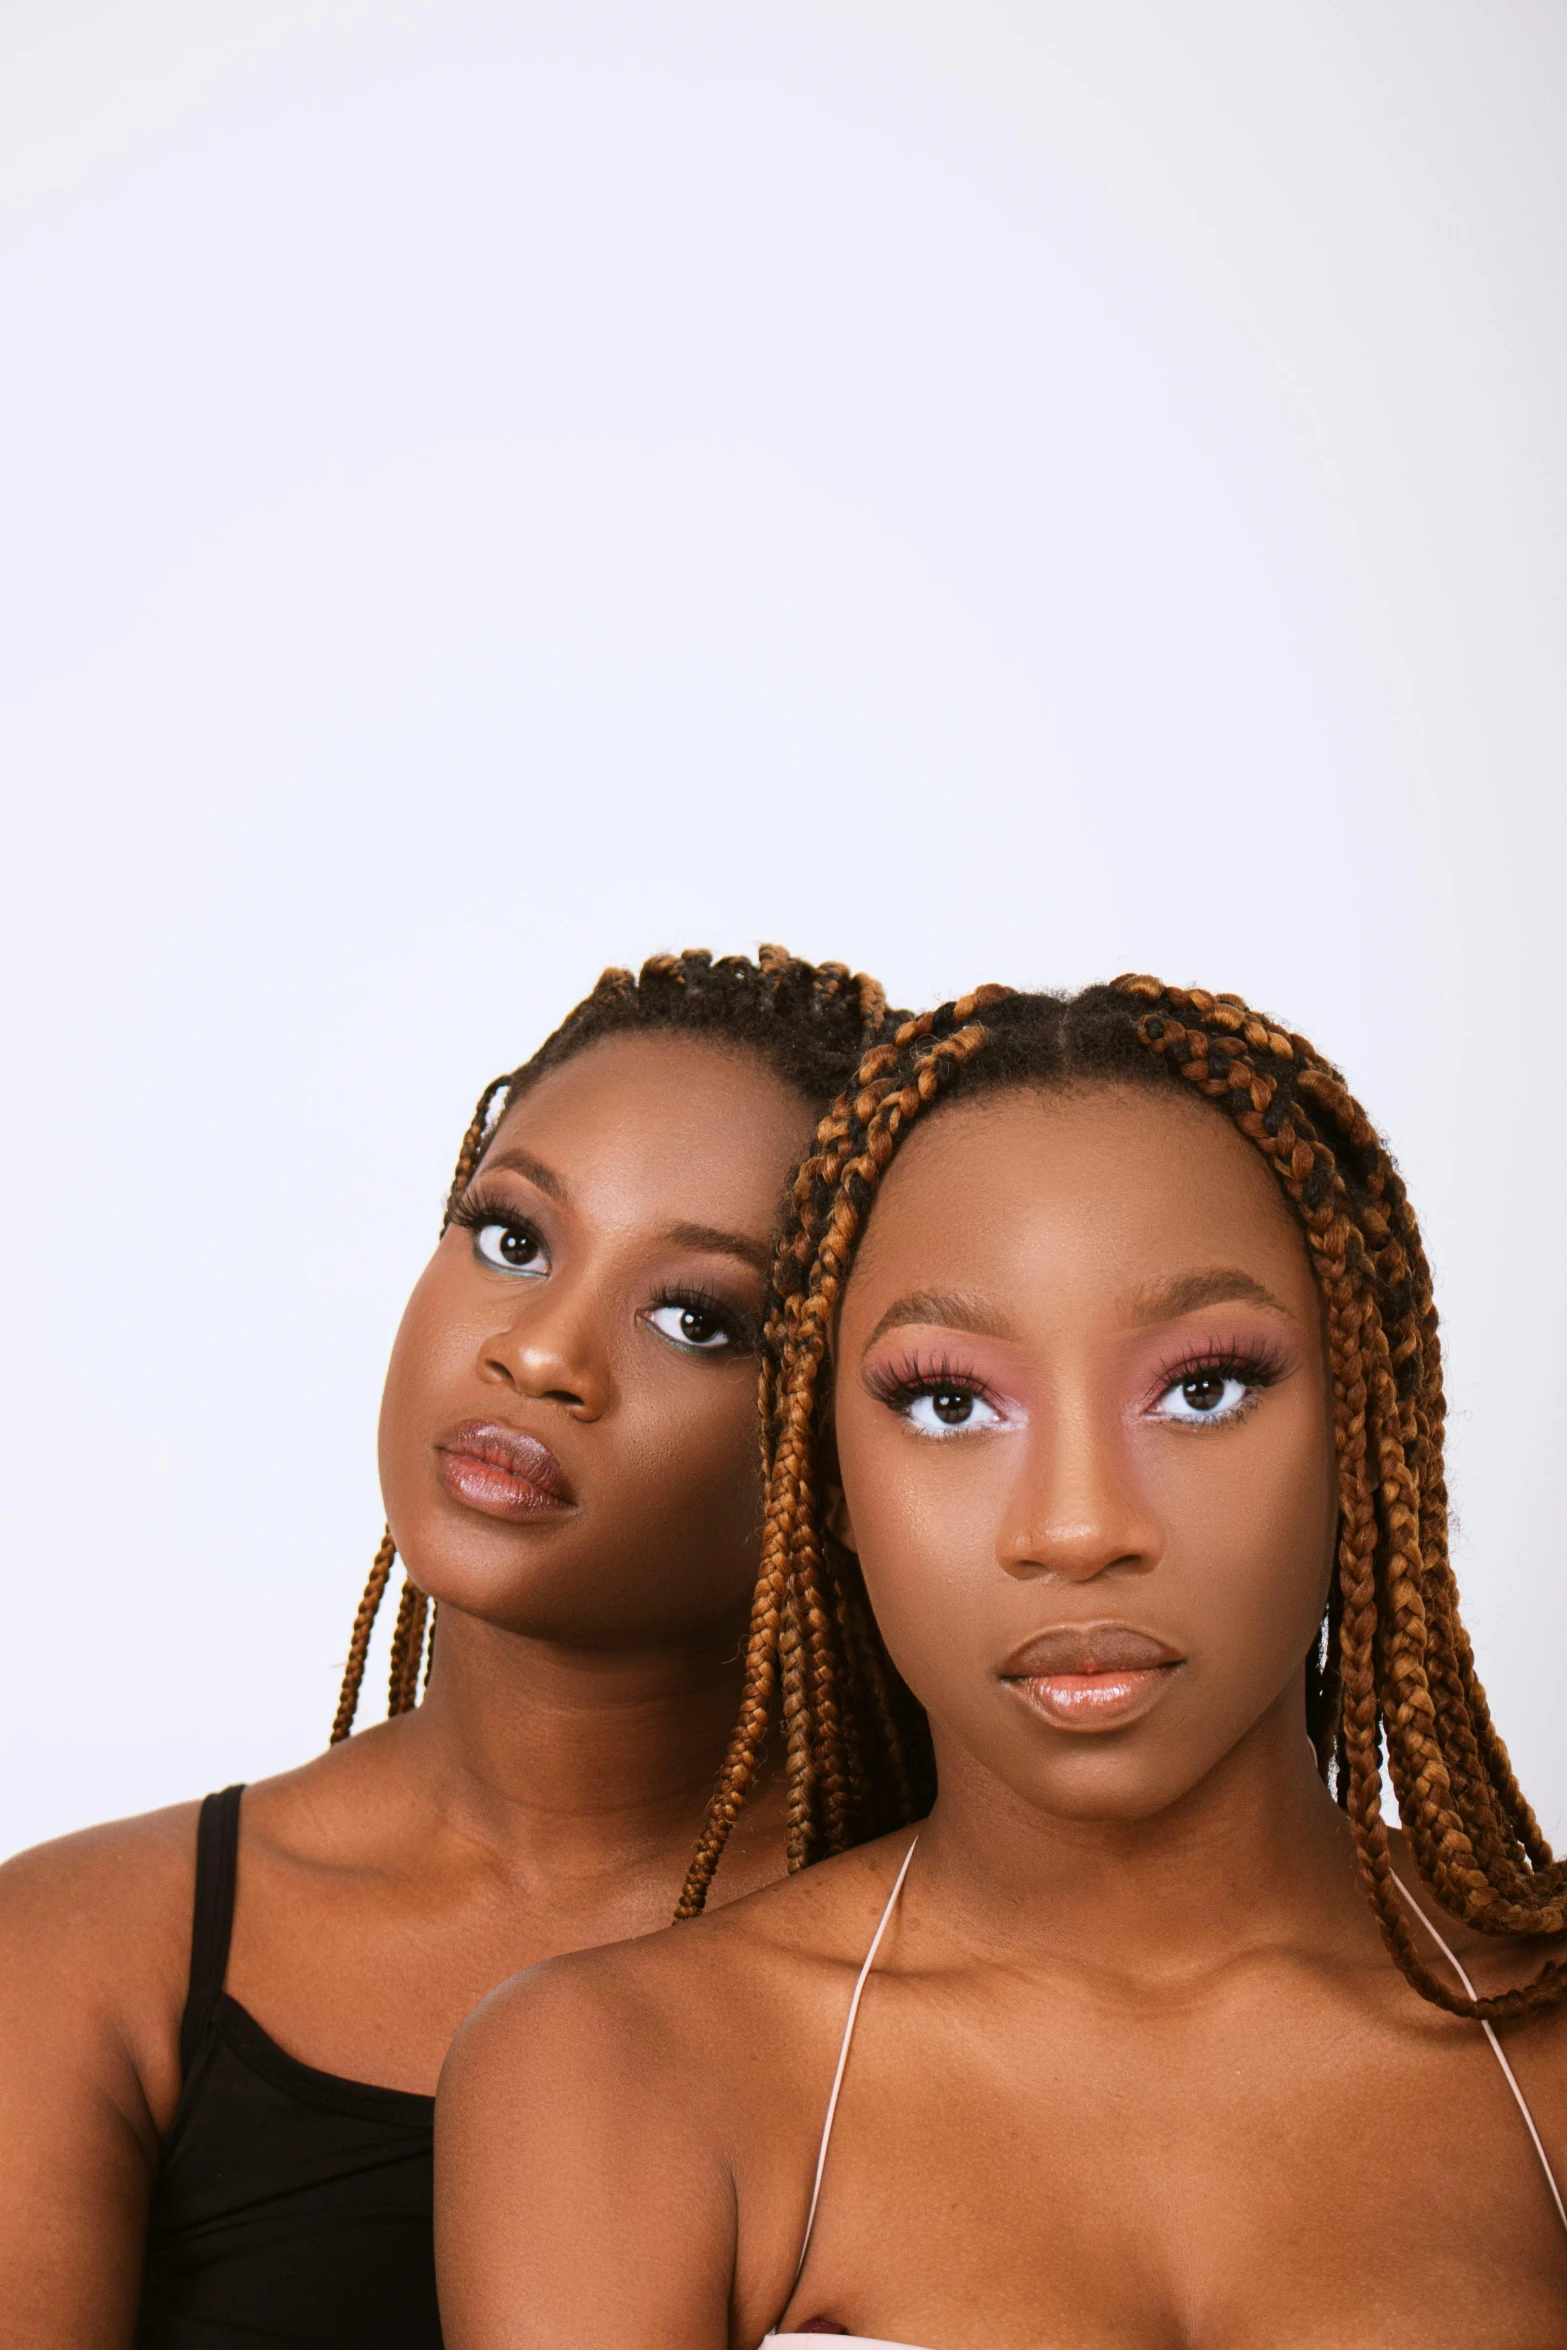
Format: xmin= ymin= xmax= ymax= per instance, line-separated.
xmin=846 ymin=1435 xmax=1008 ymax=1697
xmin=378 ymin=1263 xmax=448 ymax=1464
xmin=1136 ymin=1412 xmax=1336 ymax=1719
xmin=617 ymin=1377 xmax=764 ymax=1558
xmin=381 ymin=1253 xmax=470 ymax=1415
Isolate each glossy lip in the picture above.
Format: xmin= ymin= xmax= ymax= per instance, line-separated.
xmin=1000 ymin=1621 xmax=1184 ymax=1734
xmin=434 ymin=1419 xmax=577 ymax=1522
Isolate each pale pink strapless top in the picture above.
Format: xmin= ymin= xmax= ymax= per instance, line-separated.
xmin=760 ymin=1839 xmax=1566 ymax=2350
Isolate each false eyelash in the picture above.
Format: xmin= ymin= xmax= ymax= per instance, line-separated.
xmin=862 ymin=1350 xmax=998 ymax=1412
xmin=649 ymin=1281 xmax=759 ymax=1349
xmin=1149 ymin=1335 xmax=1290 ymax=1399
xmin=447 ymin=1183 xmax=543 ymax=1241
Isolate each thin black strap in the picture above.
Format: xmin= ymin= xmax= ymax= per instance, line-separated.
xmin=179 ymin=1784 xmax=245 ymax=2078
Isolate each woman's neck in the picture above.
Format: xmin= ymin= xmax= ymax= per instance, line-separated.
xmin=383 ymin=1603 xmax=766 ymax=1878
xmin=916 ymin=1687 xmax=1364 ymax=1981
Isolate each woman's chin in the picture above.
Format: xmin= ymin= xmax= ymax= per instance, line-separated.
xmin=403 ymin=1571 xmax=751 ymax=1658
xmin=979 ymin=1729 xmax=1221 ymax=1829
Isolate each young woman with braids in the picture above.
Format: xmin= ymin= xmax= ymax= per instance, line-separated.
xmin=0 ymin=947 xmax=903 ymax=2350
xmin=440 ymin=977 xmax=1567 ymax=2349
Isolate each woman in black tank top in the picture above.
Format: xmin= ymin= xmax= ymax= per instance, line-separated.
xmin=0 ymin=950 xmax=903 ymax=2350
xmin=136 ymin=1788 xmax=440 ymax=2349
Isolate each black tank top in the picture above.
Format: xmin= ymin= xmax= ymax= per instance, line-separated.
xmin=134 ymin=1785 xmax=442 ymax=2349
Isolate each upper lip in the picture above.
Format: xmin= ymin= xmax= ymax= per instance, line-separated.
xmin=435 ymin=1419 xmax=576 ymax=1504
xmin=1002 ymin=1622 xmax=1183 ymax=1677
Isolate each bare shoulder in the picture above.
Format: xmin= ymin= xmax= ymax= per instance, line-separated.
xmin=434 ymin=1834 xmax=920 ymax=2350
xmin=0 ymin=1798 xmax=200 ymax=2015
xmin=0 ymin=1796 xmax=204 ymax=2203
xmin=0 ymin=1735 xmax=411 ymax=2061
xmin=448 ymin=1825 xmax=919 ymax=2111
xmin=1387 ymin=1828 xmax=1567 ymax=2116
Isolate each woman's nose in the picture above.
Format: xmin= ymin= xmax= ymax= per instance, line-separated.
xmin=478 ymin=1288 xmax=614 ymax=1420
xmin=996 ymin=1398 xmax=1161 ymax=1584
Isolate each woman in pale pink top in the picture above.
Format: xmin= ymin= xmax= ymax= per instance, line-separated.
xmin=439 ymin=978 xmax=1567 ymax=2350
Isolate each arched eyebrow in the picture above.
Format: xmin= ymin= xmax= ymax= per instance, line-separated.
xmin=473 ymin=1147 xmax=567 ymax=1204
xmin=663 ymin=1223 xmax=770 ymax=1276
xmin=465 ymin=1156 xmax=766 ymax=1274
xmin=862 ymin=1290 xmax=1014 ymax=1351
xmin=860 ymin=1271 xmax=1294 ymax=1354
xmin=1124 ymin=1268 xmax=1294 ymax=1325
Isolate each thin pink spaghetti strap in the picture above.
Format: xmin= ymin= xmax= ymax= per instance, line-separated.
xmin=1391 ymin=1869 xmax=1567 ymax=2237
xmin=787 ymin=1837 xmax=920 ymax=2298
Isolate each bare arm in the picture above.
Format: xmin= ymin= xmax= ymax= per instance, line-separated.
xmin=436 ymin=1949 xmax=743 ymax=2350
xmin=0 ymin=1811 xmax=193 ymax=2348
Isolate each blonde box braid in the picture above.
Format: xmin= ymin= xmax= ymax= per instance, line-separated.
xmin=328 ymin=946 xmax=902 ymax=1744
xmin=677 ymin=978 xmax=1567 ymax=2028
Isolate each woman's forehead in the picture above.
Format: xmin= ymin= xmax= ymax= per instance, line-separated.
xmin=843 ymin=1081 xmax=1310 ymax=1321
xmin=479 ymin=1031 xmax=816 ymax=1224
xmin=501 ymin=1030 xmax=809 ymax=1138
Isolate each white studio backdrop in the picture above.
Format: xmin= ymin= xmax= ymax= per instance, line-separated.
xmin=1 ymin=0 xmax=1562 ymax=1856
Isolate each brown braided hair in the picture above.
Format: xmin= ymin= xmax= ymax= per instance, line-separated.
xmin=329 ymin=945 xmax=904 ymax=1744
xmin=676 ymin=977 xmax=1567 ymax=2028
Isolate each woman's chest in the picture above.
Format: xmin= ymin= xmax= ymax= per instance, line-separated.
xmin=759 ymin=1980 xmax=1567 ymax=2349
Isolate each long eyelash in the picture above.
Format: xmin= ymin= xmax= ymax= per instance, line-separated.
xmin=650 ymin=1282 xmax=759 ymax=1350
xmin=862 ymin=1350 xmax=998 ymax=1412
xmin=447 ymin=1183 xmax=542 ymax=1243
xmin=1152 ymin=1336 xmax=1290 ymax=1397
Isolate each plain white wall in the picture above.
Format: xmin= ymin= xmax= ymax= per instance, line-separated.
xmin=1 ymin=0 xmax=1562 ymax=1854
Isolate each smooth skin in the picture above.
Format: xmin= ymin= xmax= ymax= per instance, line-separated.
xmin=0 ymin=1031 xmax=816 ymax=2349
xmin=438 ymin=1083 xmax=1567 ymax=2350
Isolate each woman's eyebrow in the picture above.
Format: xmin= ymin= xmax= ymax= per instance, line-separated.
xmin=475 ymin=1146 xmax=568 ymax=1204
xmin=663 ymin=1222 xmax=771 ymax=1275
xmin=862 ymin=1289 xmax=1014 ymax=1350
xmin=1124 ymin=1268 xmax=1294 ymax=1325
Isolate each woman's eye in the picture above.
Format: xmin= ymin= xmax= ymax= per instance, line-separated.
xmin=1152 ymin=1371 xmax=1253 ymax=1424
xmin=905 ymin=1388 xmax=1003 ymax=1437
xmin=473 ymin=1222 xmax=548 ymax=1278
xmin=645 ymin=1302 xmax=735 ymax=1353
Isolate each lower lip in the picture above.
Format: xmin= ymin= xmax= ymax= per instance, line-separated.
xmin=1009 ymin=1667 xmax=1177 ymax=1731
xmin=436 ymin=1449 xmax=573 ymax=1522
